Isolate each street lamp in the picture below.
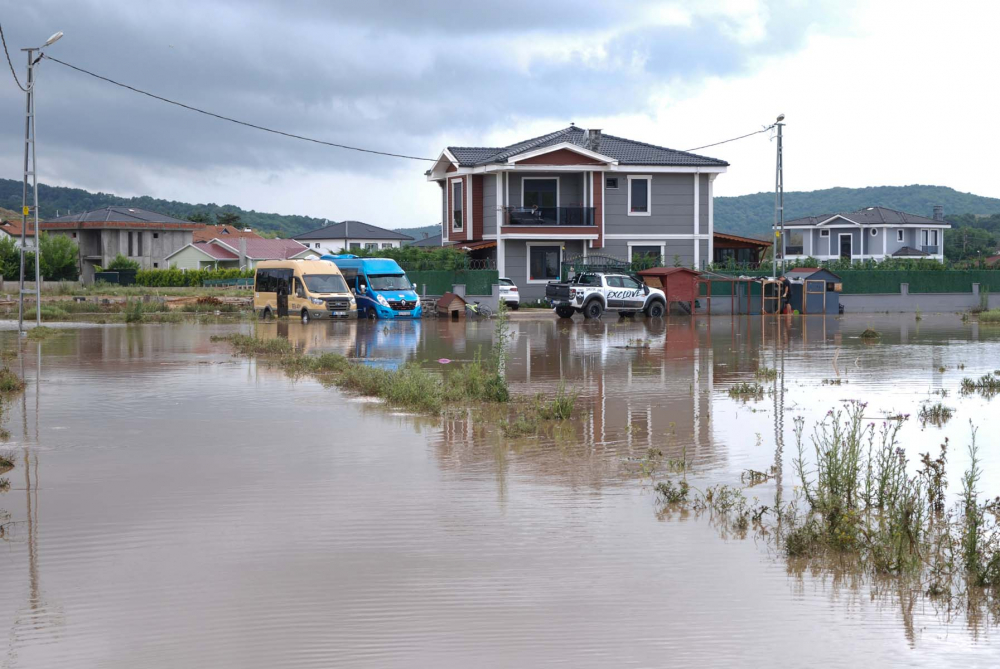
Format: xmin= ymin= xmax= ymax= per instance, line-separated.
xmin=18 ymin=31 xmax=64 ymax=334
xmin=772 ymin=114 xmax=785 ymax=280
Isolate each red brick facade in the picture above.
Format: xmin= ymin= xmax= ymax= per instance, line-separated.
xmin=472 ymin=175 xmax=483 ymax=241
xmin=518 ymin=149 xmax=605 ymax=166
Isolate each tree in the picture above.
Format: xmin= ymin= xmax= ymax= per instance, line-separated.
xmin=0 ymin=235 xmax=23 ymax=280
xmin=216 ymin=211 xmax=241 ymax=227
xmin=39 ymin=233 xmax=80 ymax=281
xmin=944 ymin=226 xmax=997 ymax=262
xmin=187 ymin=212 xmax=211 ymax=223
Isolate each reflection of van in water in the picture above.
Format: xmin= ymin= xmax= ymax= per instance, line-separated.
xmin=253 ymin=259 xmax=356 ymax=322
xmin=322 ymin=255 xmax=422 ymax=320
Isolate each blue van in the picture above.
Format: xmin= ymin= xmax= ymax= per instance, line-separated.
xmin=322 ymin=255 xmax=422 ymax=319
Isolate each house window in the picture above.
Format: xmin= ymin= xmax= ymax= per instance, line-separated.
xmin=153 ymin=233 xmax=159 ymax=239
xmin=365 ymin=243 xmax=378 ymax=251
xmin=785 ymin=231 xmax=804 ymax=256
xmin=350 ymin=242 xmax=361 ymax=250
xmin=522 ymin=178 xmax=558 ymax=208
xmin=606 ymin=177 xmax=619 ymax=190
xmin=870 ymin=228 xmax=878 ymax=237
xmin=896 ymin=229 xmax=904 ymax=242
xmin=128 ymin=231 xmax=134 ymax=256
xmin=315 ymin=243 xmax=320 ymax=248
xmin=153 ymin=262 xmax=159 ymax=268
xmin=630 ymin=244 xmax=663 ymax=264
xmin=931 ymin=230 xmax=939 ymax=245
xmin=819 ymin=229 xmax=830 ymax=238
xmin=527 ymin=244 xmax=561 ymax=283
xmin=921 ymin=230 xmax=929 ymax=246
xmin=71 ymin=232 xmax=77 ymax=238
xmin=137 ymin=232 xmax=143 ymax=256
xmin=451 ymin=180 xmax=463 ymax=231
xmin=627 ymin=176 xmax=652 ymax=216
xmin=382 ymin=243 xmax=392 ymax=249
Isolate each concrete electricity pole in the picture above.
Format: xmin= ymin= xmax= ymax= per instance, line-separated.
xmin=772 ymin=114 xmax=785 ymax=278
xmin=18 ymin=31 xmax=63 ymax=335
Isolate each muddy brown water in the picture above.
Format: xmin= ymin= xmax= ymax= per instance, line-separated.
xmin=0 ymin=313 xmax=999 ymax=667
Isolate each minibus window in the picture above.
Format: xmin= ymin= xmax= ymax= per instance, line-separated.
xmin=369 ymin=274 xmax=410 ymax=291
xmin=303 ymin=274 xmax=349 ymax=294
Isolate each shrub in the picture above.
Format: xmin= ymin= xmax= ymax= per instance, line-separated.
xmin=0 ymin=367 xmax=26 ymax=394
xmin=39 ymin=233 xmax=80 ymax=281
xmin=105 ymin=254 xmax=141 ymax=271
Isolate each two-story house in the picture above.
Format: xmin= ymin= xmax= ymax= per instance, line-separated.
xmin=427 ymin=126 xmax=728 ymax=299
xmin=775 ymin=206 xmax=950 ymax=263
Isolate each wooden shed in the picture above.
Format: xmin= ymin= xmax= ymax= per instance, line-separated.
xmin=436 ymin=292 xmax=467 ymax=319
xmin=637 ymin=267 xmax=702 ymax=314
xmin=784 ymin=268 xmax=842 ymax=315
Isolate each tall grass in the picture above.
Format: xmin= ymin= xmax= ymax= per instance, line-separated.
xmin=0 ymin=368 xmax=26 ymax=394
xmin=978 ymin=308 xmax=1000 ymax=323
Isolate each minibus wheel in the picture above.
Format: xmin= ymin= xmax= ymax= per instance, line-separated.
xmin=261 ymin=308 xmax=272 ymax=321
xmin=301 ymin=309 xmax=310 ymax=324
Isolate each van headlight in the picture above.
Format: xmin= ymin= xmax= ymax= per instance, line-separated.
xmin=349 ymin=297 xmax=356 ymax=306
xmin=376 ymin=294 xmax=389 ymax=307
xmin=309 ymin=298 xmax=325 ymax=305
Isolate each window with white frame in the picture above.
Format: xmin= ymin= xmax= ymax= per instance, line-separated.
xmin=820 ymin=229 xmax=830 ymax=237
xmin=606 ymin=177 xmax=619 ymax=190
xmin=382 ymin=243 xmax=392 ymax=249
xmin=314 ymin=243 xmax=320 ymax=248
xmin=629 ymin=243 xmax=664 ymax=265
xmin=870 ymin=228 xmax=878 ymax=237
xmin=896 ymin=229 xmax=904 ymax=242
xmin=365 ymin=243 xmax=378 ymax=251
xmin=527 ymin=244 xmax=561 ymax=283
xmin=451 ymin=180 xmax=463 ymax=231
xmin=628 ymin=176 xmax=651 ymax=215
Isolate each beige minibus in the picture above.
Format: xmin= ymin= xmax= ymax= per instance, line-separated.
xmin=253 ymin=259 xmax=356 ymax=321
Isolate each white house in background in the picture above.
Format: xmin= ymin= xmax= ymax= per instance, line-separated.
xmin=293 ymin=220 xmax=414 ymax=254
xmin=775 ymin=206 xmax=951 ymax=263
xmin=165 ymin=237 xmax=320 ymax=270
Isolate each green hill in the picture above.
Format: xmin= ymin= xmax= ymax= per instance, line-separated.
xmin=0 ymin=178 xmax=329 ymax=237
xmin=395 ymin=224 xmax=440 ymax=243
xmin=4 ymin=178 xmax=999 ymax=245
xmin=715 ymin=185 xmax=1000 ymax=238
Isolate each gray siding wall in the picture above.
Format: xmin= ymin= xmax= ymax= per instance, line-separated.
xmin=699 ymin=174 xmax=710 ymax=235
xmin=604 ymin=173 xmax=695 ymax=236
xmin=503 ymin=239 xmax=584 ymax=300
xmin=483 ymin=174 xmax=497 ymax=236
xmin=508 ymin=172 xmax=585 ymax=208
xmin=602 ymin=239 xmax=696 ymax=268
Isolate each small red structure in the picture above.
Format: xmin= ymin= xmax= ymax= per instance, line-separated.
xmin=637 ymin=267 xmax=702 ymax=315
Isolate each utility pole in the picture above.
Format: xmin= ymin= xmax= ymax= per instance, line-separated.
xmin=772 ymin=114 xmax=785 ymax=278
xmin=17 ymin=32 xmax=62 ymax=335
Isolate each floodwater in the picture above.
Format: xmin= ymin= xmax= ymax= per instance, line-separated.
xmin=0 ymin=313 xmax=999 ymax=667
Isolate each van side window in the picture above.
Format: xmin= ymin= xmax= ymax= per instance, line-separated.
xmin=255 ymin=269 xmax=270 ymax=292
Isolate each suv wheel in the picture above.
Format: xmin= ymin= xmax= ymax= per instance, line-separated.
xmin=646 ymin=301 xmax=665 ymax=318
xmin=583 ymin=300 xmax=604 ymax=320
xmin=555 ymin=305 xmax=575 ymax=319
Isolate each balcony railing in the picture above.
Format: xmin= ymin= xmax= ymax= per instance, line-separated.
xmin=503 ymin=206 xmax=595 ymax=227
xmin=921 ymin=245 xmax=940 ymax=254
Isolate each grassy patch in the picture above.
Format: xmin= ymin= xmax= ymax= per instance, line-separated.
xmin=211 ymin=334 xmax=294 ymax=356
xmin=961 ymin=374 xmax=1000 ymax=398
xmin=860 ymin=327 xmax=882 ymax=342
xmin=0 ymin=477 xmax=9 ymax=492
xmin=0 ymin=450 xmax=14 ymax=471
xmin=754 ymin=366 xmax=778 ymax=381
xmin=26 ymin=326 xmax=62 ymax=340
xmin=535 ymin=383 xmax=578 ymax=420
xmin=0 ymin=368 xmax=25 ymax=394
xmin=978 ymin=309 xmax=1000 ymax=323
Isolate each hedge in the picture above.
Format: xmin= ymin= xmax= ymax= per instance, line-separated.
xmin=133 ymin=268 xmax=255 ymax=287
xmin=408 ymin=269 xmax=498 ymax=296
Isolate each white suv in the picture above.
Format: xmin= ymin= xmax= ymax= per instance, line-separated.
xmin=499 ymin=277 xmax=520 ymax=310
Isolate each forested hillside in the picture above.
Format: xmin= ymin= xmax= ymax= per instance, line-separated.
xmin=4 ymin=177 xmax=1000 ymax=259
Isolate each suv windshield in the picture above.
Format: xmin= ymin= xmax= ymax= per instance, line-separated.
xmin=368 ymin=274 xmax=411 ymax=291
xmin=303 ymin=274 xmax=349 ymax=294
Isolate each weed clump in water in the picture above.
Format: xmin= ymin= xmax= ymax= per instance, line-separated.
xmin=919 ymin=402 xmax=953 ymax=427
xmin=536 ymin=383 xmax=578 ymax=420
xmin=860 ymin=327 xmax=882 ymax=342
xmin=0 ymin=368 xmax=26 ymax=394
xmin=655 ymin=479 xmax=690 ymax=504
xmin=26 ymin=326 xmax=61 ymax=340
xmin=754 ymin=366 xmax=778 ymax=381
xmin=212 ymin=334 xmax=294 ymax=357
xmin=960 ymin=374 xmax=1000 ymax=398
xmin=0 ymin=450 xmax=14 ymax=472
xmin=0 ymin=477 xmax=9 ymax=491
xmin=728 ymin=382 xmax=764 ymax=401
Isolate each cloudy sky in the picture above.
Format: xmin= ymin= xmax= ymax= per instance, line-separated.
xmin=0 ymin=1 xmax=996 ymax=228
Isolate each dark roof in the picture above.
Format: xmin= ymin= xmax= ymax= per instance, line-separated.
xmin=448 ymin=126 xmax=727 ymax=168
xmin=781 ymin=206 xmax=948 ymax=228
xmin=713 ymin=231 xmax=772 ymax=247
xmin=409 ymin=233 xmax=442 ymax=247
xmin=46 ymin=206 xmax=193 ymax=225
xmin=294 ymin=220 xmax=414 ymax=241
xmin=785 ymin=267 xmax=842 ymax=280
xmin=891 ymin=246 xmax=931 ymax=257
xmin=637 ymin=267 xmax=701 ymax=277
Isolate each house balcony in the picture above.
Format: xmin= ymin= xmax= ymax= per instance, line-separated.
xmin=503 ymin=206 xmax=595 ymax=227
xmin=921 ymin=245 xmax=940 ymax=255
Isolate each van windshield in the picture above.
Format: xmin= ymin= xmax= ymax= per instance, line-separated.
xmin=368 ymin=274 xmax=411 ymax=291
xmin=303 ymin=274 xmax=348 ymax=294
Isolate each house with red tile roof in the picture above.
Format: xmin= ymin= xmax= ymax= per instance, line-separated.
xmin=191 ymin=225 xmax=263 ymax=244
xmin=165 ymin=236 xmax=320 ymax=270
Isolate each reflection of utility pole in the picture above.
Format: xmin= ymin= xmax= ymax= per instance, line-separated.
xmin=772 ymin=114 xmax=785 ymax=278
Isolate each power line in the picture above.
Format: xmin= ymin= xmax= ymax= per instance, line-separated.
xmin=43 ymin=54 xmax=436 ymax=162
xmin=0 ymin=21 xmax=27 ymax=92
xmin=685 ymin=126 xmax=772 ymax=153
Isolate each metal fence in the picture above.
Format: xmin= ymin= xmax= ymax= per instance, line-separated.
xmin=709 ymin=270 xmax=1000 ymax=295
